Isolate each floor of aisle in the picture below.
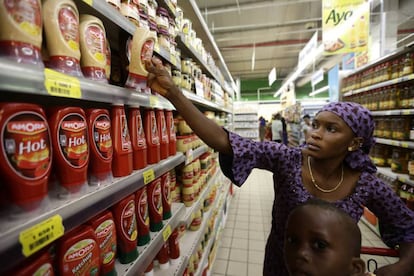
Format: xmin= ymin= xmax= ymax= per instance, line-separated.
xmin=212 ymin=169 xmax=399 ymax=276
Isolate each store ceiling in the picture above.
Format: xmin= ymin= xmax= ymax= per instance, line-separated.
xmin=192 ymin=0 xmax=414 ymax=85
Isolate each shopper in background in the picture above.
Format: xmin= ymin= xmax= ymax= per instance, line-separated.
xmin=300 ymin=114 xmax=312 ymax=145
xmin=259 ymin=116 xmax=266 ymax=142
xmin=145 ymin=57 xmax=414 ymax=276
xmin=284 ymin=199 xmax=368 ymax=276
xmin=271 ymin=113 xmax=283 ymax=143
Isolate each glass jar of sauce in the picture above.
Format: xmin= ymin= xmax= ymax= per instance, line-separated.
xmin=391 ymin=148 xmax=409 ymax=174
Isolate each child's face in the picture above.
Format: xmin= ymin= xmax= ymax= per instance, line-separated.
xmin=284 ymin=206 xmax=364 ymax=276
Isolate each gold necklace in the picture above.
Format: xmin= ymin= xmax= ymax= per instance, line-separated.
xmin=307 ymin=156 xmax=344 ymax=193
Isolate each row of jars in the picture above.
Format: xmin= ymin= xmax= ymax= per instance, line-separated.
xmin=377 ymin=173 xmax=414 ymax=211
xmin=370 ymin=144 xmax=414 ymax=176
xmin=342 ymin=51 xmax=414 ymax=92
xmin=345 ymin=82 xmax=414 ymax=111
xmin=373 ymin=116 xmax=414 ymax=141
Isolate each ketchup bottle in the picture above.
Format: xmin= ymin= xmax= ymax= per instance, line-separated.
xmin=161 ymin=172 xmax=172 ymax=220
xmin=112 ymin=194 xmax=139 ymax=264
xmin=128 ymin=106 xmax=147 ymax=170
xmin=9 ymin=249 xmax=54 ymax=276
xmin=48 ymin=106 xmax=89 ymax=193
xmin=136 ymin=186 xmax=151 ymax=246
xmin=147 ymin=177 xmax=164 ymax=231
xmin=169 ymin=228 xmax=180 ymax=264
xmin=165 ymin=110 xmax=176 ymax=156
xmin=58 ymin=225 xmax=100 ymax=276
xmin=89 ymin=211 xmax=117 ymax=276
xmin=156 ymin=109 xmax=169 ymax=160
xmin=0 ymin=103 xmax=52 ymax=211
xmin=86 ymin=109 xmax=113 ymax=185
xmin=143 ymin=108 xmax=160 ymax=164
xmin=156 ymin=242 xmax=170 ymax=270
xmin=111 ymin=104 xmax=133 ymax=177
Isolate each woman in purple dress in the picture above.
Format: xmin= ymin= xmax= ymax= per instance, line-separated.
xmin=145 ymin=57 xmax=414 ymax=275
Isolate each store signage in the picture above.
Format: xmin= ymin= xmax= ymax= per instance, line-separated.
xmin=322 ymin=0 xmax=370 ymax=55
xmin=328 ymin=64 xmax=340 ymax=102
xmin=342 ymin=53 xmax=355 ymax=70
xmin=298 ymin=32 xmax=318 ymax=68
xmin=311 ymin=69 xmax=324 ymax=87
xmin=268 ymin=67 xmax=277 ymax=86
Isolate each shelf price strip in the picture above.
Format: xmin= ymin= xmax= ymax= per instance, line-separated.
xmin=143 ymin=169 xmax=155 ymax=184
xmin=44 ymin=69 xmax=82 ymax=99
xmin=19 ymin=215 xmax=65 ymax=257
xmin=162 ymin=224 xmax=172 ymax=241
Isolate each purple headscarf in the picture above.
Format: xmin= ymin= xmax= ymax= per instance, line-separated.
xmin=318 ymin=102 xmax=377 ymax=173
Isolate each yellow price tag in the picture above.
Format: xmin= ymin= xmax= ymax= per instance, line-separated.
xmin=401 ymin=142 xmax=409 ymax=148
xmin=143 ymin=169 xmax=155 ymax=184
xmin=162 ymin=224 xmax=172 ymax=241
xmin=19 ymin=215 xmax=65 ymax=257
xmin=44 ymin=69 xmax=82 ymax=99
xmin=149 ymin=95 xmax=158 ymax=107
xmin=83 ymin=0 xmax=93 ymax=6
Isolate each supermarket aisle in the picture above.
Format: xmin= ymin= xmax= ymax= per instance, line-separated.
xmin=212 ymin=169 xmax=399 ymax=276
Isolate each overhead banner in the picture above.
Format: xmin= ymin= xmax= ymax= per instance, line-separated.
xmin=322 ymin=0 xmax=370 ymax=55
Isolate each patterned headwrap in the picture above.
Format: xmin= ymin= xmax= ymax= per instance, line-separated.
xmin=318 ymin=102 xmax=377 ymax=173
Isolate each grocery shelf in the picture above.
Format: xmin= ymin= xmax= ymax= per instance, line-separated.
xmin=182 ymin=89 xmax=232 ymax=113
xmin=0 ymin=58 xmax=174 ymax=110
xmin=116 ymin=203 xmax=186 ymax=276
xmin=376 ymin=167 xmax=414 ymax=187
xmin=343 ymin=73 xmax=414 ymax=97
xmin=371 ymin=109 xmax=414 ymax=116
xmin=0 ymin=153 xmax=185 ymax=273
xmin=375 ymin=137 xmax=414 ymax=149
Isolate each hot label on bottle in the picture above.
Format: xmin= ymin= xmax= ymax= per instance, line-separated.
xmin=59 ymin=114 xmax=88 ymax=168
xmin=4 ymin=0 xmax=42 ymax=37
xmin=93 ymin=114 xmax=112 ymax=159
xmin=58 ymin=5 xmax=79 ymax=51
xmin=121 ymin=200 xmax=137 ymax=241
xmin=3 ymin=113 xmax=51 ymax=180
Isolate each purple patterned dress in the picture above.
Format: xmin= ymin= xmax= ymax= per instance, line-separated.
xmin=219 ymin=131 xmax=414 ymax=276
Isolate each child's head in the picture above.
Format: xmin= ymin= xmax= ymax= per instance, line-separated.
xmin=284 ymin=199 xmax=366 ymax=276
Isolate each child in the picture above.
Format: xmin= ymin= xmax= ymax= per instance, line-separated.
xmin=285 ymin=199 xmax=370 ymax=276
xmin=145 ymin=57 xmax=414 ymax=276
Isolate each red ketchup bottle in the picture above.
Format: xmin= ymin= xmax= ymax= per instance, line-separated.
xmin=0 ymin=103 xmax=52 ymax=211
xmin=112 ymin=194 xmax=139 ymax=263
xmin=165 ymin=110 xmax=176 ymax=156
xmin=161 ymin=172 xmax=172 ymax=220
xmin=48 ymin=107 xmax=89 ymax=193
xmin=156 ymin=242 xmax=170 ymax=270
xmin=128 ymin=106 xmax=147 ymax=170
xmin=9 ymin=249 xmax=54 ymax=275
xmin=89 ymin=211 xmax=117 ymax=276
xmin=168 ymin=228 xmax=180 ymax=264
xmin=86 ymin=109 xmax=113 ymax=185
xmin=111 ymin=104 xmax=133 ymax=177
xmin=147 ymin=177 xmax=164 ymax=231
xmin=144 ymin=108 xmax=160 ymax=164
xmin=156 ymin=109 xmax=169 ymax=160
xmin=136 ymin=186 xmax=151 ymax=246
xmin=58 ymin=225 xmax=100 ymax=276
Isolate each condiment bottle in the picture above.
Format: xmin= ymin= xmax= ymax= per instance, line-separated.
xmin=111 ymin=104 xmax=133 ymax=177
xmin=120 ymin=0 xmax=140 ymax=27
xmin=89 ymin=211 xmax=117 ymax=276
xmin=58 ymin=225 xmax=100 ymax=276
xmin=135 ymin=186 xmax=151 ymax=246
xmin=168 ymin=228 xmax=180 ymax=264
xmin=144 ymin=108 xmax=160 ymax=164
xmin=156 ymin=109 xmax=169 ymax=160
xmin=79 ymin=15 xmax=108 ymax=82
xmin=161 ymin=172 xmax=172 ymax=220
xmin=125 ymin=27 xmax=156 ymax=92
xmin=86 ymin=109 xmax=113 ymax=186
xmin=147 ymin=177 xmax=164 ymax=231
xmin=43 ymin=0 xmax=83 ymax=77
xmin=9 ymin=249 xmax=54 ymax=276
xmin=190 ymin=208 xmax=202 ymax=231
xmin=165 ymin=110 xmax=177 ymax=156
xmin=112 ymin=194 xmax=139 ymax=263
xmin=156 ymin=242 xmax=170 ymax=270
xmin=128 ymin=106 xmax=147 ymax=170
xmin=144 ymin=260 xmax=154 ymax=276
xmin=48 ymin=107 xmax=89 ymax=193
xmin=0 ymin=103 xmax=52 ymax=211
xmin=0 ymin=0 xmax=43 ymax=66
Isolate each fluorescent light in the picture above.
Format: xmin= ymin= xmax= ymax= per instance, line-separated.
xmin=309 ymin=85 xmax=329 ymax=96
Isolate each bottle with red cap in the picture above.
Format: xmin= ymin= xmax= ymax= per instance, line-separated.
xmin=136 ymin=186 xmax=151 ymax=246
xmin=165 ymin=110 xmax=176 ymax=156
xmin=156 ymin=109 xmax=169 ymax=160
xmin=128 ymin=106 xmax=147 ymax=170
xmin=143 ymin=108 xmax=160 ymax=164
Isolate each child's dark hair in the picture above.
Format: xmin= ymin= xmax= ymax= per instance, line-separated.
xmin=290 ymin=198 xmax=362 ymax=256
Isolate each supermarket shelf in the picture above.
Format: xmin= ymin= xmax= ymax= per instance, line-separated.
xmin=182 ymin=89 xmax=232 ymax=113
xmin=361 ymin=216 xmax=381 ymax=238
xmin=116 ymin=203 xmax=185 ymax=276
xmin=343 ymin=73 xmax=414 ymax=97
xmin=371 ymin=109 xmax=414 ymax=116
xmin=375 ymin=137 xmax=414 ymax=149
xmin=180 ymin=169 xmax=220 ymax=227
xmin=0 ymin=153 xmax=185 ymax=273
xmin=376 ymin=167 xmax=414 ymax=187
xmin=0 ymin=59 xmax=174 ymax=110
xmin=158 ymin=0 xmax=177 ymax=18
xmin=154 ymin=256 xmax=188 ymax=276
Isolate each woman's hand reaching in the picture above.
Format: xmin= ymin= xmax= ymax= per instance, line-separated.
xmin=145 ymin=57 xmax=175 ymax=98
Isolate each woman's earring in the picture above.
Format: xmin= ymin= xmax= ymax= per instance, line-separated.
xmin=348 ymin=146 xmax=353 ymax=151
